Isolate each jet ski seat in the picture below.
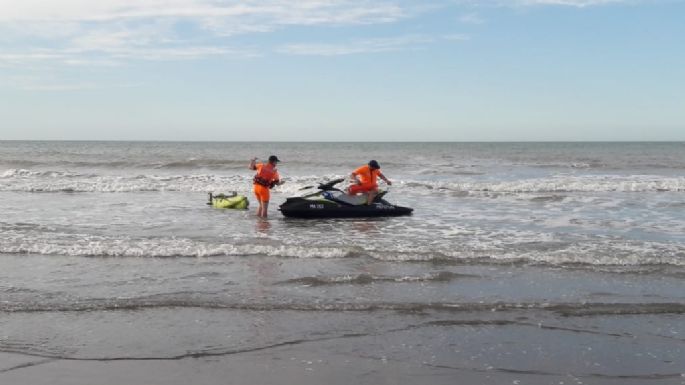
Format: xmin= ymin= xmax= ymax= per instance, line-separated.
xmin=322 ymin=190 xmax=388 ymax=206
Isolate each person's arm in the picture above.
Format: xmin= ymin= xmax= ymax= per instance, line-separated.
xmin=275 ymin=171 xmax=284 ymax=185
xmin=249 ymin=157 xmax=257 ymax=170
xmin=379 ymin=172 xmax=392 ymax=185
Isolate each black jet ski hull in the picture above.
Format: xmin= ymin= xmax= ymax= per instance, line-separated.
xmin=279 ymin=197 xmax=413 ymax=218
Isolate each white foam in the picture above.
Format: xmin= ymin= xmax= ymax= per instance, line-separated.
xmin=0 ymin=170 xmax=331 ymax=194
xmin=1 ymin=229 xmax=683 ymax=266
xmin=0 ymin=169 xmax=87 ymax=178
xmin=0 ymin=231 xmax=357 ymax=259
xmin=398 ymin=175 xmax=685 ymax=193
xmin=2 ymin=168 xmax=685 ymax=194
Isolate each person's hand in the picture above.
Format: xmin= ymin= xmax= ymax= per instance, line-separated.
xmin=278 ymin=180 xmax=285 ymax=185
xmin=387 ymin=180 xmax=393 ymax=186
xmin=251 ymin=157 xmax=258 ymax=161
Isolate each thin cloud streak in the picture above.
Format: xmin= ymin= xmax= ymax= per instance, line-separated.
xmin=0 ymin=45 xmax=252 ymax=67
xmin=278 ymin=34 xmax=468 ymax=56
xmin=454 ymin=0 xmax=644 ymax=7
xmin=278 ymin=35 xmax=430 ymax=56
xmin=1 ymin=74 xmax=143 ymax=91
xmin=442 ymin=34 xmax=470 ymax=41
xmin=458 ymin=12 xmax=485 ymax=24
xmin=518 ymin=0 xmax=625 ymax=6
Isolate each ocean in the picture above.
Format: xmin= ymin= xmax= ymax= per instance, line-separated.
xmin=1 ymin=141 xmax=684 ymax=384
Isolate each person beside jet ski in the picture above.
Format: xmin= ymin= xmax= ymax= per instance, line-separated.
xmin=347 ymin=160 xmax=392 ymax=205
xmin=249 ymin=155 xmax=284 ymax=218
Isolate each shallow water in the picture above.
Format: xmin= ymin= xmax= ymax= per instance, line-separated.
xmin=1 ymin=141 xmax=684 ymax=383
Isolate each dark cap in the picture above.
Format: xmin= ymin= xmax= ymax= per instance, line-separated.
xmin=268 ymin=155 xmax=280 ymax=163
xmin=368 ymin=160 xmax=380 ymax=169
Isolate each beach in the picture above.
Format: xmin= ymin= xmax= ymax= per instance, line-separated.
xmin=1 ymin=141 xmax=684 ymax=384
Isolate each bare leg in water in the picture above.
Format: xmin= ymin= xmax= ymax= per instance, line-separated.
xmin=257 ymin=200 xmax=269 ymax=218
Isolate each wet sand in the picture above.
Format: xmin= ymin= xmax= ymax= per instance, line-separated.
xmin=2 ymin=305 xmax=684 ymax=384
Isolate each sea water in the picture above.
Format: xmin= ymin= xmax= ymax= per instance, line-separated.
xmin=1 ymin=141 xmax=684 ymax=384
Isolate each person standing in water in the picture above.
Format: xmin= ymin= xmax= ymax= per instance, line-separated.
xmin=347 ymin=160 xmax=392 ymax=205
xmin=249 ymin=155 xmax=283 ymax=218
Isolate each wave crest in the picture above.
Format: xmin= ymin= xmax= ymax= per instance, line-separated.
xmin=2 ymin=170 xmax=685 ymax=193
xmin=1 ymin=231 xmax=684 ymax=266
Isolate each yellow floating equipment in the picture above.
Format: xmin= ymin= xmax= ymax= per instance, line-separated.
xmin=208 ymin=192 xmax=249 ymax=210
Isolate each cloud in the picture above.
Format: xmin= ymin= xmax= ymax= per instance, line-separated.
xmin=442 ymin=34 xmax=470 ymax=41
xmin=0 ymin=74 xmax=142 ymax=91
xmin=278 ymin=34 xmax=468 ymax=56
xmin=0 ymin=0 xmax=408 ymax=24
xmin=277 ymin=35 xmax=428 ymax=56
xmin=0 ymin=44 xmax=246 ymax=68
xmin=0 ymin=0 xmax=651 ymax=69
xmin=0 ymin=0 xmax=412 ymax=67
xmin=18 ymin=82 xmax=100 ymax=91
xmin=452 ymin=0 xmax=639 ymax=7
xmin=516 ymin=0 xmax=625 ymax=6
xmin=458 ymin=12 xmax=485 ymax=24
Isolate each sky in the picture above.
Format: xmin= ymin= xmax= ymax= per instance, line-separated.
xmin=0 ymin=0 xmax=683 ymax=141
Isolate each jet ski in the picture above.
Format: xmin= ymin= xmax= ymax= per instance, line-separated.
xmin=279 ymin=178 xmax=413 ymax=218
xmin=207 ymin=192 xmax=249 ymax=209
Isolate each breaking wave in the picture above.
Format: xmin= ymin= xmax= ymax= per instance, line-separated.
xmin=1 ymin=230 xmax=684 ymax=266
xmin=401 ymin=176 xmax=685 ymax=194
xmin=2 ymin=169 xmax=685 ymax=193
xmin=277 ymin=271 xmax=476 ymax=286
xmin=0 ymin=158 xmax=264 ymax=170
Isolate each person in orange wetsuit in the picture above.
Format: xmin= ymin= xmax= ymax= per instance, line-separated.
xmin=249 ymin=155 xmax=283 ymax=218
xmin=347 ymin=160 xmax=392 ymax=205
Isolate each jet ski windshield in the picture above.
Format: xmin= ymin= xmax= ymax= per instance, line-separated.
xmin=317 ymin=178 xmax=345 ymax=191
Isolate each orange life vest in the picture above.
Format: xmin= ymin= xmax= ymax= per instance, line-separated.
xmin=352 ymin=164 xmax=380 ymax=186
xmin=254 ymin=163 xmax=280 ymax=188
